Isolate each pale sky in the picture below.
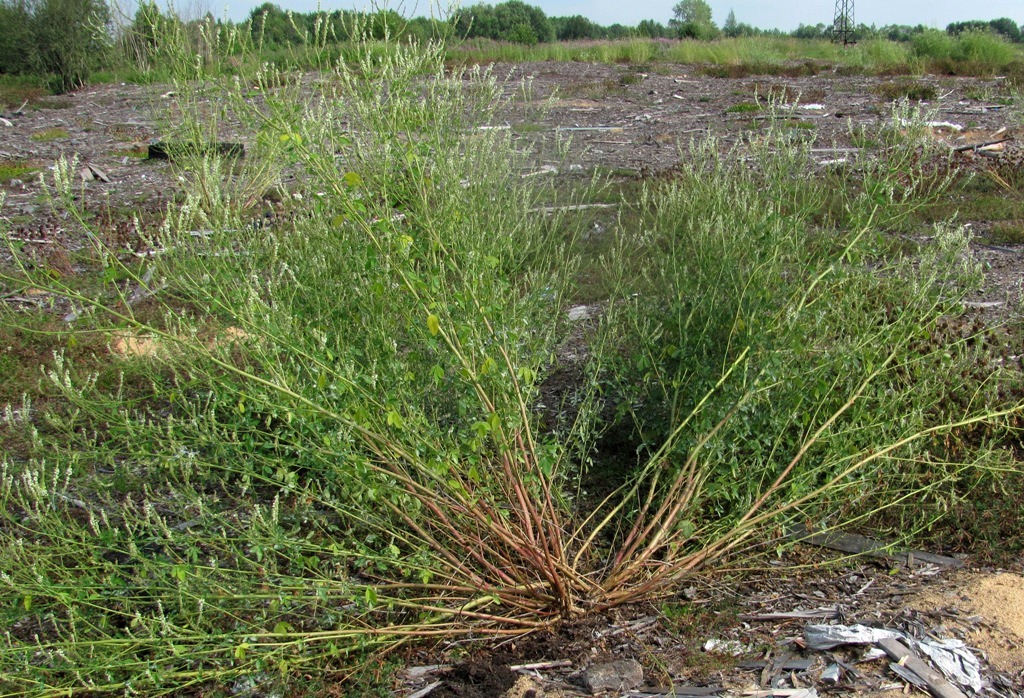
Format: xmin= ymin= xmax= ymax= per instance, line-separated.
xmin=210 ymin=0 xmax=1023 ymax=31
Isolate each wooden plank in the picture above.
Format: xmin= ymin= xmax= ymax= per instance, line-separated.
xmin=788 ymin=524 xmax=961 ymax=567
xmin=737 ymin=659 xmax=814 ymax=671
xmin=877 ymin=638 xmax=967 ymax=698
xmin=739 ymin=608 xmax=839 ymax=621
xmin=629 ymin=687 xmax=724 ymax=696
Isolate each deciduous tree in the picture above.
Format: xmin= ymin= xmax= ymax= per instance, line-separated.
xmin=671 ymin=0 xmax=718 ymax=40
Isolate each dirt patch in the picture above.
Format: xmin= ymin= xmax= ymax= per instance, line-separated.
xmin=437 ymin=659 xmax=519 ymax=697
xmin=111 ymin=332 xmax=163 ymax=358
xmin=914 ymin=572 xmax=1024 ymax=674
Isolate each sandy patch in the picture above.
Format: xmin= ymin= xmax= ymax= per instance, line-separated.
xmin=914 ymin=572 xmax=1024 ymax=673
xmin=111 ymin=332 xmax=163 ymax=358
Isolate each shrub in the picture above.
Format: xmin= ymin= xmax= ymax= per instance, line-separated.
xmin=29 ymin=0 xmax=111 ymax=91
xmin=954 ymin=30 xmax=1017 ymax=67
xmin=0 ymin=0 xmax=112 ymax=91
xmin=911 ymin=29 xmax=956 ymax=60
xmin=0 ymin=0 xmax=33 ymax=75
xmin=594 ymin=109 xmax=999 ymax=533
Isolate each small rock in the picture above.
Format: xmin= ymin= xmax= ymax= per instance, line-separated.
xmin=820 ymin=663 xmax=842 ymax=683
xmin=580 ymin=658 xmax=643 ymax=694
xmin=703 ymin=638 xmax=748 ymax=656
xmin=567 ymin=305 xmax=591 ymax=321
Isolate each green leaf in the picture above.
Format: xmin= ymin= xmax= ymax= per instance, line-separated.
xmin=427 ymin=314 xmax=440 ymax=336
xmin=234 ymin=643 xmax=249 ymax=660
xmin=364 ymin=587 xmax=378 ymax=607
xmin=273 ymin=621 xmax=294 ymax=635
xmin=22 ymin=595 xmax=32 ymax=611
xmin=343 ymin=171 xmax=362 ymax=187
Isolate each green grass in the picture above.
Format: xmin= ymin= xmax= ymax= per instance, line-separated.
xmin=0 ymin=159 xmax=38 ymax=183
xmin=0 ymin=76 xmax=47 ymax=110
xmin=916 ymin=173 xmax=1024 ymax=225
xmin=874 ymin=80 xmax=938 ymax=101
xmin=444 ymin=35 xmax=1024 ymax=78
xmin=29 ymin=127 xmax=70 ymax=142
xmin=987 ymin=220 xmax=1024 ymax=245
xmin=726 ymin=102 xmax=761 ymax=113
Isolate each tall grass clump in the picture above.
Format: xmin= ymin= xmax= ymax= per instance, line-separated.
xmin=912 ymin=28 xmax=1020 ymax=75
xmin=594 ymin=110 xmax=1018 ymax=541
xmin=1 ymin=22 xmax=1022 ymax=698
xmin=954 ymin=30 xmax=1018 ymax=67
xmin=911 ymin=29 xmax=957 ymax=61
xmin=855 ymin=38 xmax=914 ymax=71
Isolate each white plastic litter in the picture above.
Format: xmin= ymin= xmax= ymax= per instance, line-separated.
xmin=804 ymin=624 xmax=904 ymax=650
xmin=703 ymin=638 xmax=748 ymax=656
xmin=917 ymin=638 xmax=984 ymax=692
xmin=804 ymin=624 xmax=985 ymax=692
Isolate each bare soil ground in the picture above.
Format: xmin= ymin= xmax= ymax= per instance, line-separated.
xmin=2 ymin=63 xmax=1023 ymax=697
xmin=3 ymin=63 xmax=1022 ymax=311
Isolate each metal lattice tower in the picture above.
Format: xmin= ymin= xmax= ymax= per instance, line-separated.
xmin=831 ymin=0 xmax=855 ymax=45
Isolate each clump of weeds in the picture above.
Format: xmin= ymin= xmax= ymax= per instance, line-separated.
xmin=874 ymin=80 xmax=938 ymax=101
xmin=0 ymin=16 xmax=1021 ymax=698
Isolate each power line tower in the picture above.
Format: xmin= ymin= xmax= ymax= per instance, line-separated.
xmin=831 ymin=0 xmax=855 ymax=45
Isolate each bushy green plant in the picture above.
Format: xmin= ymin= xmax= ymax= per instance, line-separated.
xmin=593 ymin=110 xmax=1006 ymax=534
xmin=0 ymin=0 xmax=112 ymax=91
xmin=0 ymin=32 xmax=598 ymax=693
xmin=1 ymin=21 xmax=1022 ymax=698
xmin=954 ymin=30 xmax=1017 ymax=67
xmin=0 ymin=0 xmax=34 ymax=76
xmin=857 ymin=37 xmax=913 ymax=69
xmin=911 ymin=29 xmax=957 ymax=60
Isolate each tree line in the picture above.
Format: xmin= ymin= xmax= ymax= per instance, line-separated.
xmin=0 ymin=0 xmax=1021 ymax=94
